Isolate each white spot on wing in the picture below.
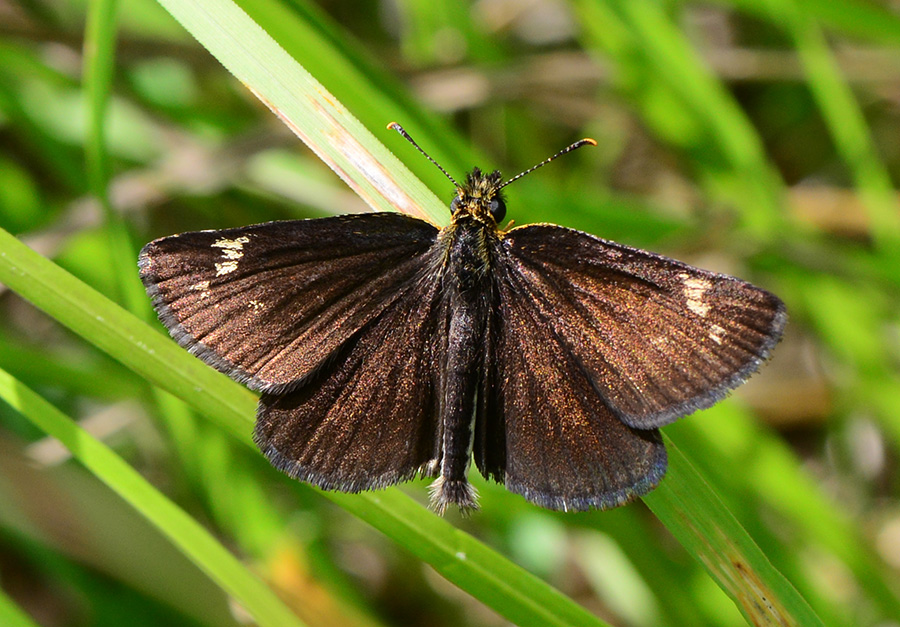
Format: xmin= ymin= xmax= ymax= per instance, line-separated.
xmin=709 ymin=324 xmax=726 ymax=344
xmin=190 ymin=280 xmax=211 ymax=298
xmin=211 ymin=236 xmax=250 ymax=275
xmin=212 ymin=236 xmax=250 ymax=251
xmin=215 ymin=260 xmax=239 ymax=276
xmin=680 ymin=273 xmax=711 ymax=317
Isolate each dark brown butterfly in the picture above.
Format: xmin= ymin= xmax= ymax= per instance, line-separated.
xmin=139 ymin=123 xmax=786 ymax=514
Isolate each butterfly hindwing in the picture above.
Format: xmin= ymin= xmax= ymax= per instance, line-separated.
xmin=139 ymin=213 xmax=439 ymax=394
xmin=475 ymin=261 xmax=667 ymax=511
xmin=255 ymin=257 xmax=450 ymax=492
xmin=498 ymin=224 xmax=786 ymax=429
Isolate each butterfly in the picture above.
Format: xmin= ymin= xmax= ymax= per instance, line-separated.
xmin=139 ymin=123 xmax=786 ymax=514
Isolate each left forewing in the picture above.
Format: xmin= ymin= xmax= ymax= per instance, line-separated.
xmin=139 ymin=213 xmax=439 ymax=393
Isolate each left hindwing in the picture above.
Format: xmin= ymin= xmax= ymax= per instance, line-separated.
xmin=254 ymin=258 xmax=451 ymax=492
xmin=496 ymin=224 xmax=786 ymax=429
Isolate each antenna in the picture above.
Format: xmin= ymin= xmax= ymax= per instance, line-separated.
xmin=498 ymin=138 xmax=597 ymax=190
xmin=387 ymin=122 xmax=459 ymax=188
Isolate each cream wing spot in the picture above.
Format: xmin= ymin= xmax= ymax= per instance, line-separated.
xmin=190 ymin=280 xmax=211 ymax=298
xmin=215 ymin=260 xmax=239 ymax=276
xmin=212 ymin=236 xmax=250 ymax=254
xmin=679 ymin=273 xmax=711 ymax=317
xmin=211 ymin=236 xmax=251 ymax=276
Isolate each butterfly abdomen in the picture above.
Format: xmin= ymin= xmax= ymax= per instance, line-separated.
xmin=430 ymin=219 xmax=498 ymax=513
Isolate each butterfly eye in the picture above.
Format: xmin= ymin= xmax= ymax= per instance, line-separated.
xmin=489 ymin=197 xmax=506 ymax=222
xmin=450 ymin=197 xmax=460 ymax=212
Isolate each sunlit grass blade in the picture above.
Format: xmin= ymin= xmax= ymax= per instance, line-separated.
xmin=0 ymin=368 xmax=307 ymax=627
xmin=233 ymin=0 xmax=477 ymax=192
xmin=0 ymin=586 xmax=39 ymax=627
xmin=645 ymin=438 xmax=825 ymax=626
xmin=0 ymin=225 xmax=610 ymax=626
xmin=155 ymin=0 xmax=446 ymax=225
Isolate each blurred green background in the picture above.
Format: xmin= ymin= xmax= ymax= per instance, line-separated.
xmin=1 ymin=0 xmax=900 ymax=625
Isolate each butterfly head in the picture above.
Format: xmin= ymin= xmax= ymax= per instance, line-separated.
xmin=451 ymin=168 xmax=507 ymax=225
xmin=387 ymin=122 xmax=596 ymax=230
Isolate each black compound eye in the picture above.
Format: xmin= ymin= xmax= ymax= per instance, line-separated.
xmin=450 ymin=196 xmax=460 ymax=212
xmin=489 ymin=197 xmax=506 ymax=222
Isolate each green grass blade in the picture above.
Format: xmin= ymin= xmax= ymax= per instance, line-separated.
xmin=0 ymin=227 xmax=609 ymax=626
xmin=84 ymin=0 xmax=117 ymax=201
xmin=645 ymin=438 xmax=825 ymax=626
xmin=577 ymin=0 xmax=787 ymax=235
xmin=155 ymin=0 xmax=447 ymax=225
xmin=0 ymin=226 xmax=254 ymax=443
xmin=0 ymin=368 xmax=307 ymax=627
xmin=672 ymin=407 xmax=900 ymax=621
xmin=84 ymin=0 xmax=150 ymax=315
xmin=698 ymin=0 xmax=900 ymax=45
xmin=764 ymin=0 xmax=900 ymax=256
xmin=327 ymin=492 xmax=608 ymax=627
xmin=0 ymin=586 xmax=39 ymax=627
xmin=233 ymin=0 xmax=477 ymax=193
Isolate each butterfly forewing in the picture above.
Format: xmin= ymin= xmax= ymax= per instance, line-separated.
xmin=139 ymin=213 xmax=439 ymax=393
xmin=499 ymin=224 xmax=786 ymax=429
xmin=255 ymin=257 xmax=450 ymax=492
xmin=475 ymin=262 xmax=667 ymax=511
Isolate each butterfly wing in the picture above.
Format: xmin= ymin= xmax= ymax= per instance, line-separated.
xmin=474 ymin=224 xmax=782 ymax=510
xmin=475 ymin=268 xmax=667 ymax=511
xmin=254 ymin=258 xmax=450 ymax=492
xmin=139 ymin=213 xmax=439 ymax=394
xmin=494 ymin=224 xmax=786 ymax=429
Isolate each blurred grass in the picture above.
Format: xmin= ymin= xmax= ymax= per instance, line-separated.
xmin=0 ymin=0 xmax=899 ymax=626
xmin=0 ymin=367 xmax=307 ymax=627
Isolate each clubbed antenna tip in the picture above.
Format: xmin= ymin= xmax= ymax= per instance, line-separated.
xmin=387 ymin=122 xmax=459 ymax=188
xmin=498 ymin=137 xmax=597 ymax=190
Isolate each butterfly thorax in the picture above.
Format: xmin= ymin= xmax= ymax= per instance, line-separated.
xmin=439 ymin=168 xmax=506 ymax=291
